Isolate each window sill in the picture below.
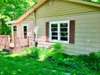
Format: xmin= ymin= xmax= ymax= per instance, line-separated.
xmin=48 ymin=40 xmax=69 ymax=44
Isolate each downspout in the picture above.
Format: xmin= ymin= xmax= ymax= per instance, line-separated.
xmin=34 ymin=10 xmax=38 ymax=47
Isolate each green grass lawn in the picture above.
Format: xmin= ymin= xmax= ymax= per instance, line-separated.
xmin=0 ymin=49 xmax=100 ymax=75
xmin=0 ymin=52 xmax=69 ymax=75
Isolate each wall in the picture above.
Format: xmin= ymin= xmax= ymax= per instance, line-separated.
xmin=34 ymin=0 xmax=100 ymax=55
xmin=13 ymin=20 xmax=34 ymax=48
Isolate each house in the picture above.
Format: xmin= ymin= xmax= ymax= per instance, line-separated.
xmin=9 ymin=0 xmax=100 ymax=55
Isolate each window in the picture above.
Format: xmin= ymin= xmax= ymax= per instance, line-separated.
xmin=49 ymin=21 xmax=69 ymax=43
xmin=13 ymin=26 xmax=17 ymax=32
xmin=23 ymin=26 xmax=27 ymax=39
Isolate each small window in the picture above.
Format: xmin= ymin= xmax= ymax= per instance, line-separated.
xmin=49 ymin=21 xmax=69 ymax=43
xmin=23 ymin=26 xmax=27 ymax=39
xmin=13 ymin=26 xmax=17 ymax=32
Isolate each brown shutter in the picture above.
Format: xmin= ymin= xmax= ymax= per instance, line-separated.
xmin=69 ymin=20 xmax=75 ymax=44
xmin=46 ymin=22 xmax=49 ymax=42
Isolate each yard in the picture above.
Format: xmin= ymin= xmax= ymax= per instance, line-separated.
xmin=0 ymin=0 xmax=100 ymax=75
xmin=0 ymin=44 xmax=100 ymax=75
xmin=0 ymin=53 xmax=68 ymax=75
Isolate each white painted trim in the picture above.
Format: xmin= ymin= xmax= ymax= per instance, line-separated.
xmin=58 ymin=23 xmax=60 ymax=41
xmin=22 ymin=24 xmax=29 ymax=32
xmin=23 ymin=23 xmax=29 ymax=27
xmin=49 ymin=20 xmax=70 ymax=43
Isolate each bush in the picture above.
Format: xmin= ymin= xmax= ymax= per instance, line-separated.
xmin=13 ymin=43 xmax=65 ymax=61
xmin=25 ymin=47 xmax=55 ymax=61
xmin=37 ymin=43 xmax=65 ymax=61
xmin=87 ymin=52 xmax=100 ymax=71
xmin=78 ymin=52 xmax=100 ymax=72
xmin=51 ymin=43 xmax=64 ymax=53
xmin=30 ymin=47 xmax=39 ymax=59
xmin=46 ymin=43 xmax=66 ymax=63
xmin=37 ymin=48 xmax=54 ymax=61
xmin=5 ymin=47 xmax=100 ymax=75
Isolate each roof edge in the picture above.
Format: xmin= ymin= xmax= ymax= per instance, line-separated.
xmin=68 ymin=0 xmax=100 ymax=8
xmin=15 ymin=0 xmax=48 ymax=24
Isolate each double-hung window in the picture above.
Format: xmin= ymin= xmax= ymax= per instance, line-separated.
xmin=49 ymin=21 xmax=69 ymax=43
xmin=23 ymin=26 xmax=27 ymax=39
xmin=13 ymin=26 xmax=17 ymax=32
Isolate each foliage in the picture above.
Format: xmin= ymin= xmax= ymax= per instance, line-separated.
xmin=0 ymin=0 xmax=36 ymax=35
xmin=78 ymin=52 xmax=100 ymax=72
xmin=83 ymin=0 xmax=100 ymax=3
xmin=0 ymin=18 xmax=11 ymax=35
xmin=37 ymin=43 xmax=65 ymax=61
xmin=0 ymin=52 xmax=70 ymax=75
xmin=51 ymin=43 xmax=64 ymax=53
xmin=9 ymin=43 xmax=65 ymax=61
xmin=0 ymin=48 xmax=100 ymax=75
xmin=20 ymin=43 xmax=64 ymax=61
xmin=37 ymin=48 xmax=54 ymax=61
xmin=1 ymin=43 xmax=100 ymax=75
xmin=0 ymin=0 xmax=36 ymax=20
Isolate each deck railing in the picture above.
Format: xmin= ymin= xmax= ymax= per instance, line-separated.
xmin=0 ymin=35 xmax=10 ymax=49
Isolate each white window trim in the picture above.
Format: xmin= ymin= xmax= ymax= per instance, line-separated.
xmin=49 ymin=20 xmax=70 ymax=43
xmin=23 ymin=24 xmax=28 ymax=29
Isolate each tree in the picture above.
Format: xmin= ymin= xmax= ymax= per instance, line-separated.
xmin=0 ymin=14 xmax=11 ymax=35
xmin=91 ymin=0 xmax=100 ymax=3
xmin=0 ymin=18 xmax=11 ymax=35
xmin=0 ymin=0 xmax=36 ymax=35
xmin=83 ymin=0 xmax=100 ymax=3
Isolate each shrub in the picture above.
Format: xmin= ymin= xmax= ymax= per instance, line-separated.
xmin=37 ymin=43 xmax=65 ymax=61
xmin=51 ymin=42 xmax=64 ymax=53
xmin=10 ymin=43 xmax=65 ymax=61
xmin=88 ymin=52 xmax=100 ymax=71
xmin=30 ymin=47 xmax=39 ymax=59
xmin=78 ymin=52 xmax=100 ymax=72
xmin=95 ymin=51 xmax=100 ymax=58
xmin=47 ymin=43 xmax=66 ymax=63
xmin=38 ymin=48 xmax=54 ymax=61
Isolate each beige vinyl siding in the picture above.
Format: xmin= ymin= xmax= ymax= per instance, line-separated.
xmin=16 ymin=21 xmax=34 ymax=38
xmin=36 ymin=12 xmax=100 ymax=55
xmin=25 ymin=14 xmax=35 ymax=20
xmin=36 ymin=0 xmax=100 ymax=18
xmin=74 ymin=13 xmax=100 ymax=54
xmin=14 ymin=21 xmax=34 ymax=47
